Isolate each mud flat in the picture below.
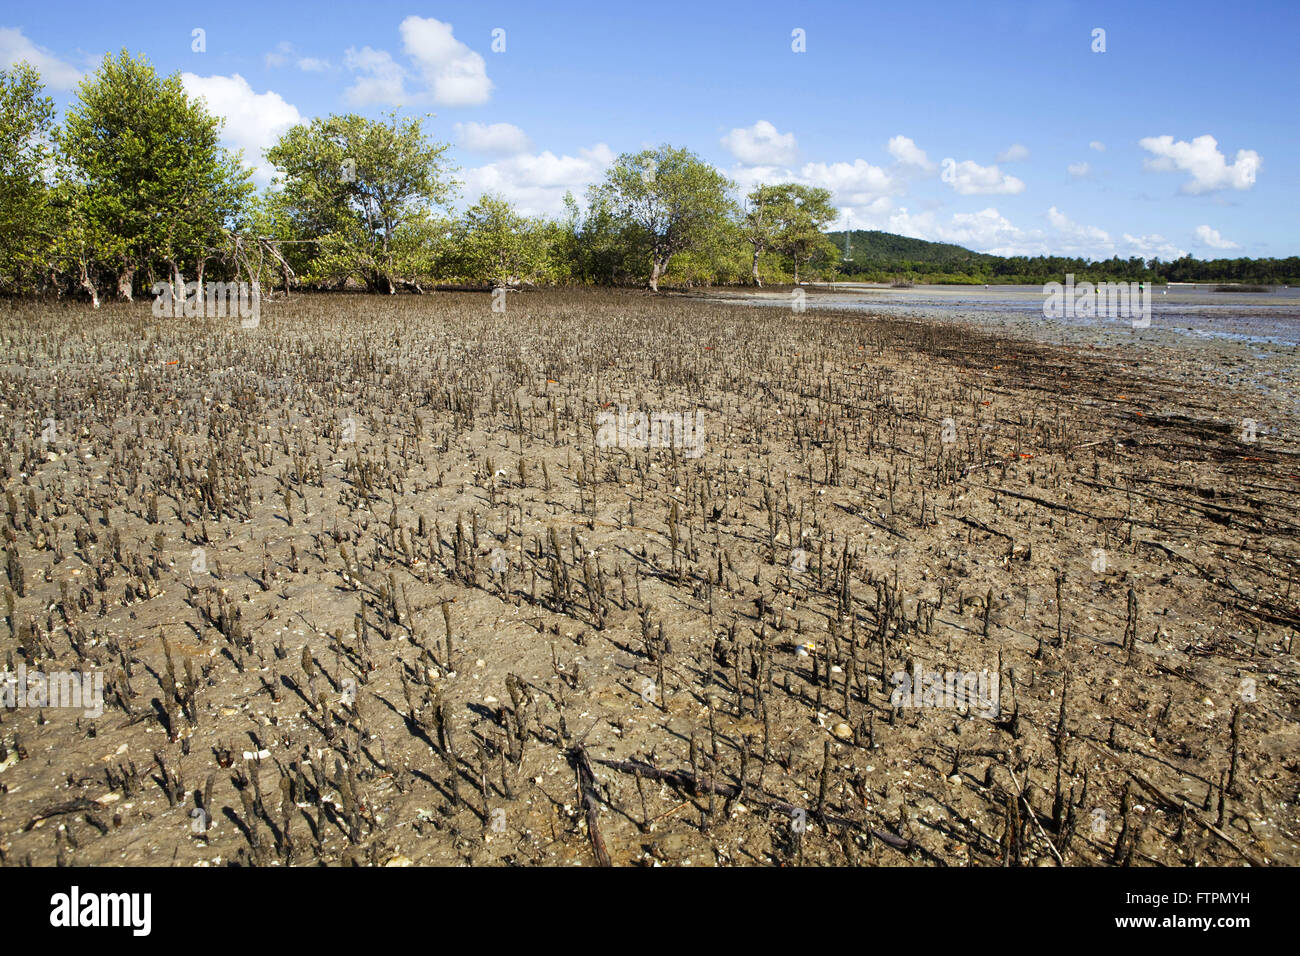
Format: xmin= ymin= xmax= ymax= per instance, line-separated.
xmin=0 ymin=289 xmax=1296 ymax=866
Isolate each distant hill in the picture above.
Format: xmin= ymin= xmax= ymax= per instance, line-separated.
xmin=822 ymin=229 xmax=1300 ymax=285
xmin=826 ymin=230 xmax=998 ymax=274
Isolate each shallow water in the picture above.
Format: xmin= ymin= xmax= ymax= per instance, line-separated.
xmin=709 ymin=282 xmax=1300 ymax=413
xmin=811 ymin=282 xmax=1300 ymax=347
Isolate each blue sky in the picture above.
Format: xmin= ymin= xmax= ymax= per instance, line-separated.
xmin=4 ymin=0 xmax=1297 ymax=260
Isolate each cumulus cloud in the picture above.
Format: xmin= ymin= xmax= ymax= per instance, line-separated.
xmin=344 ymin=17 xmax=492 ymax=107
xmin=297 ymin=57 xmax=330 ymax=73
xmin=800 ymin=159 xmax=900 ymax=205
xmin=400 ymin=16 xmax=491 ymax=106
xmin=887 ymin=207 xmax=1041 ymax=256
xmin=343 ymin=46 xmax=406 ymax=105
xmin=1067 ymin=161 xmax=1091 ymax=178
xmin=0 ymin=26 xmax=82 ymax=89
xmin=181 ymin=73 xmax=302 ymax=185
xmin=883 ymin=205 xmax=1130 ymax=259
xmin=1089 ymin=140 xmax=1106 ymax=152
xmin=1139 ymin=134 xmax=1260 ymax=194
xmin=1194 ymin=224 xmax=1239 ymax=250
xmin=455 ymin=122 xmax=532 ymax=155
xmin=939 ymin=158 xmax=1025 ymax=195
xmin=996 ymin=143 xmax=1029 ymax=162
xmin=729 ymin=154 xmax=900 ymax=216
xmin=1121 ymin=232 xmax=1187 ymax=260
xmin=1046 ymin=206 xmax=1113 ymax=255
xmin=830 ymin=196 xmax=896 ymax=230
xmin=886 ymin=135 xmax=935 ymax=171
xmin=721 ymin=121 xmax=798 ymax=166
xmin=459 ymin=143 xmax=614 ymax=217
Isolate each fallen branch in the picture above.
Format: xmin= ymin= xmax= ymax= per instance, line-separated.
xmin=569 ymin=745 xmax=611 ymax=867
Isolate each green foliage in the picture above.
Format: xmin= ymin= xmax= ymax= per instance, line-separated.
xmin=265 ymin=111 xmax=454 ymax=291
xmin=0 ymin=63 xmax=56 ymax=294
xmin=589 ymin=146 xmax=737 ymax=290
xmin=773 ymin=185 xmax=837 ymax=283
xmin=455 ymin=193 xmax=538 ymax=285
xmin=56 ymin=50 xmax=252 ymax=299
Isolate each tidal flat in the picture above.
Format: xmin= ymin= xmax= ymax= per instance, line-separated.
xmin=1 ymin=289 xmax=1295 ymax=866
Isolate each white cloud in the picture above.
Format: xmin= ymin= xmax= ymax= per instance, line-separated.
xmin=721 ymin=120 xmax=798 ymax=166
xmin=799 ymin=159 xmax=900 ymax=205
xmin=1121 ymin=232 xmax=1187 ymax=260
xmin=264 ymin=41 xmax=293 ymax=69
xmin=343 ymin=46 xmax=408 ymax=105
xmin=1194 ymin=224 xmax=1239 ymax=250
xmin=460 ymin=143 xmax=614 ymax=217
xmin=730 ymin=155 xmax=900 ymax=215
xmin=939 ymin=158 xmax=1025 ymax=195
xmin=344 ymin=17 xmax=491 ymax=107
xmin=0 ymin=26 xmax=82 ymax=89
xmin=828 ymin=196 xmax=896 ymax=231
xmin=181 ymin=73 xmax=302 ymax=185
xmin=883 ymin=205 xmax=1128 ymax=259
xmin=1046 ymin=206 xmax=1112 ymax=255
xmin=996 ymin=143 xmax=1029 ymax=163
xmin=455 ymin=122 xmax=532 ymax=155
xmin=265 ymin=41 xmax=330 ymax=72
xmin=1089 ymin=140 xmax=1106 ymax=152
xmin=888 ymin=207 xmax=1042 ymax=256
xmin=1067 ymin=161 xmax=1091 ymax=178
xmin=400 ymin=16 xmax=491 ymax=106
xmin=1139 ymin=134 xmax=1260 ymax=194
xmin=887 ymin=135 xmax=935 ymax=171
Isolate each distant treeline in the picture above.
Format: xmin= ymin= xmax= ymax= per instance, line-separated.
xmin=829 ymin=230 xmax=1300 ymax=286
xmin=2 ymin=52 xmax=1293 ymax=303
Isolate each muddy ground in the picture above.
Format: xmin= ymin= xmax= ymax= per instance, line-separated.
xmin=0 ymin=288 xmax=1296 ymax=866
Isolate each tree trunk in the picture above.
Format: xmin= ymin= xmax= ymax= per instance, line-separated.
xmin=79 ymin=260 xmax=100 ymax=309
xmin=116 ymin=264 xmax=135 ymax=301
xmin=365 ymin=271 xmax=396 ymax=294
xmin=168 ymin=260 xmax=184 ymax=306
xmin=649 ymin=255 xmax=670 ymax=293
xmin=751 ymin=248 xmax=763 ymax=287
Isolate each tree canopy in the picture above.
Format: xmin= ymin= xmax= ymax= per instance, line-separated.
xmin=264 ymin=111 xmax=454 ymax=293
xmin=56 ymin=50 xmax=252 ymax=301
xmin=589 ymin=146 xmax=737 ymax=291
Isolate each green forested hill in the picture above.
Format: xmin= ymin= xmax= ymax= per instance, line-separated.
xmin=824 ymin=229 xmax=1300 ymax=285
xmin=826 ymin=230 xmax=998 ymax=273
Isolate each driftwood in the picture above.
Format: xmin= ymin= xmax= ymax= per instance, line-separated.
xmin=834 ymin=502 xmax=910 ymax=540
xmin=23 ymin=797 xmax=100 ymax=832
xmin=955 ymin=514 xmax=1013 ymax=540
